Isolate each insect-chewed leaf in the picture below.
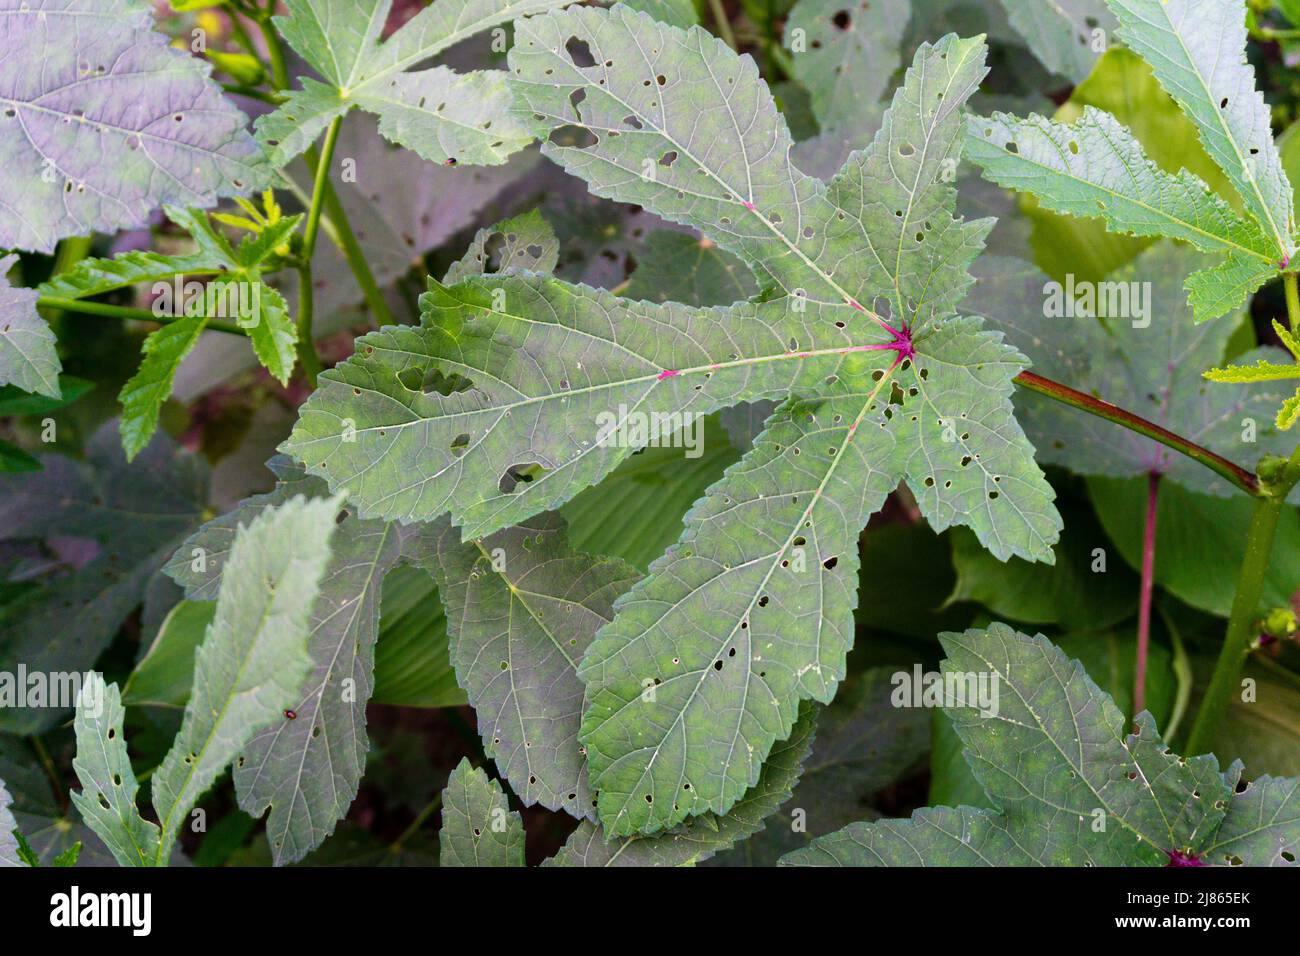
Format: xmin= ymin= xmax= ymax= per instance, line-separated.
xmin=164 ymin=459 xmax=428 ymax=865
xmin=998 ymin=0 xmax=1115 ymax=83
xmin=70 ymin=681 xmax=161 ymax=867
xmin=0 ymin=0 xmax=265 ymax=253
xmin=1107 ymin=0 xmax=1296 ymax=265
xmin=1203 ymin=775 xmax=1300 ymax=867
xmin=428 ymin=513 xmax=640 ymax=819
xmin=502 ymin=9 xmax=1059 ymax=836
xmin=966 ymin=245 xmax=1299 ymax=496
xmin=282 ymin=279 xmax=893 ymax=534
xmin=439 ymin=759 xmax=526 ymax=867
xmin=966 ymin=108 xmax=1279 ymax=322
xmin=258 ymin=0 xmax=572 ymax=167
xmin=0 ymin=255 xmax=59 ymax=399
xmin=149 ymin=493 xmax=341 ymax=864
xmin=781 ymin=624 xmax=1236 ymax=866
xmin=444 ymin=209 xmax=560 ymax=284
xmin=547 ymin=704 xmax=816 ymax=866
xmin=785 ymin=0 xmax=909 ymax=131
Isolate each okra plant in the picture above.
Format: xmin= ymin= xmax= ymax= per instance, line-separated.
xmin=0 ymin=0 xmax=1298 ymax=870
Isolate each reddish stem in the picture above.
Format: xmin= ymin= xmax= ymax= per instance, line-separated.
xmin=1134 ymin=472 xmax=1160 ymax=717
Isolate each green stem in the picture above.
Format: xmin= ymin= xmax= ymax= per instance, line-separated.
xmin=1284 ymin=272 xmax=1299 ymax=334
xmin=30 ymin=735 xmax=66 ymax=815
xmin=255 ymin=14 xmax=291 ymax=91
xmin=1185 ymin=444 xmax=1300 ymax=755
xmin=707 ymin=0 xmax=738 ymax=50
xmin=37 ymin=296 xmax=245 ymax=335
xmin=221 ymin=84 xmax=283 ymax=105
xmin=392 ymin=793 xmax=442 ymax=851
xmin=293 ymin=116 xmax=342 ymax=386
xmin=1014 ymin=371 xmax=1261 ymax=497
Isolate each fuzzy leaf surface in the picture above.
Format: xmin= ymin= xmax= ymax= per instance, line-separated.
xmin=438 ymin=759 xmax=525 ymax=866
xmin=0 ymin=0 xmax=265 ymax=253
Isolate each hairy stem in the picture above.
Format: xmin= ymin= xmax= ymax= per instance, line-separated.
xmin=1013 ymin=371 xmax=1260 ymax=497
xmin=707 ymin=0 xmax=738 ymax=50
xmin=293 ymin=116 xmax=342 ymax=386
xmin=1185 ymin=444 xmax=1300 ymax=755
xmin=254 ymin=16 xmax=396 ymax=331
xmin=37 ymin=297 xmax=245 ymax=335
xmin=1134 ymin=472 xmax=1159 ymax=717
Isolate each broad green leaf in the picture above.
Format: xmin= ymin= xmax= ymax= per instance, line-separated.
xmin=498 ymin=10 xmax=1059 ymax=834
xmin=371 ymin=565 xmax=463 ymax=707
xmin=428 ymin=512 xmax=640 ymax=818
xmin=998 ymin=0 xmax=1114 ymax=82
xmin=0 ymin=778 xmax=22 ymax=867
xmin=258 ymin=0 xmax=571 ymax=167
xmin=163 ymin=463 xmax=423 ymax=865
xmin=150 ymin=493 xmax=341 ymax=864
xmin=946 ymin=499 xmax=1138 ymax=629
xmin=0 ymin=426 xmax=208 ymax=733
xmin=122 ymin=599 xmax=215 ymax=708
xmin=438 ymin=759 xmax=526 ymax=867
xmin=70 ymin=682 xmax=162 ymax=867
xmin=0 ymin=439 xmax=38 ymax=473
xmin=785 ymin=0 xmax=909 ymax=131
xmin=1203 ymin=775 xmax=1300 ymax=867
xmin=967 ymin=246 xmax=1297 ymax=496
xmin=1107 ymin=0 xmax=1296 ymax=265
xmin=118 ymin=315 xmax=208 ymax=462
xmin=0 ymin=375 xmax=92 ymax=416
xmin=622 ymin=231 xmax=758 ymax=306
xmin=283 ymin=281 xmax=891 ymax=535
xmin=781 ymin=624 xmax=1236 ymax=866
xmin=444 ymin=209 xmax=560 ymax=284
xmin=37 ymin=251 xmax=221 ymax=303
xmin=967 ymin=109 xmax=1278 ymax=322
xmin=616 ymin=0 xmax=698 ymax=28
xmin=547 ymin=704 xmax=816 ymax=866
xmin=711 ymin=669 xmax=930 ymax=865
xmin=1088 ymin=475 xmax=1300 ymax=617
xmin=0 ymin=255 xmax=60 ymax=399
xmin=0 ymin=0 xmax=266 ymax=253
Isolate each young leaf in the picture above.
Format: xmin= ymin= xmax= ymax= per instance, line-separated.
xmin=781 ymin=624 xmax=1241 ymax=866
xmin=149 ymin=493 xmax=342 ymax=864
xmin=0 ymin=254 xmax=60 ymax=399
xmin=438 ymin=759 xmax=526 ymax=867
xmin=966 ymin=109 xmax=1279 ymax=322
xmin=163 ymin=461 xmax=421 ymax=865
xmin=785 ymin=0 xmax=909 ymax=131
xmin=258 ymin=0 xmax=573 ymax=168
xmin=998 ymin=0 xmax=1115 ymax=83
xmin=1107 ymin=0 xmax=1297 ymax=265
xmin=0 ymin=426 xmax=208 ymax=734
xmin=427 ymin=512 xmax=640 ymax=819
xmin=0 ymin=779 xmax=23 ymax=867
xmin=547 ymin=704 xmax=817 ymax=866
xmin=241 ymin=283 xmax=297 ymax=386
xmin=70 ymin=681 xmax=162 ymax=868
xmin=118 ymin=315 xmax=208 ymax=462
xmin=0 ymin=0 xmax=265 ymax=253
